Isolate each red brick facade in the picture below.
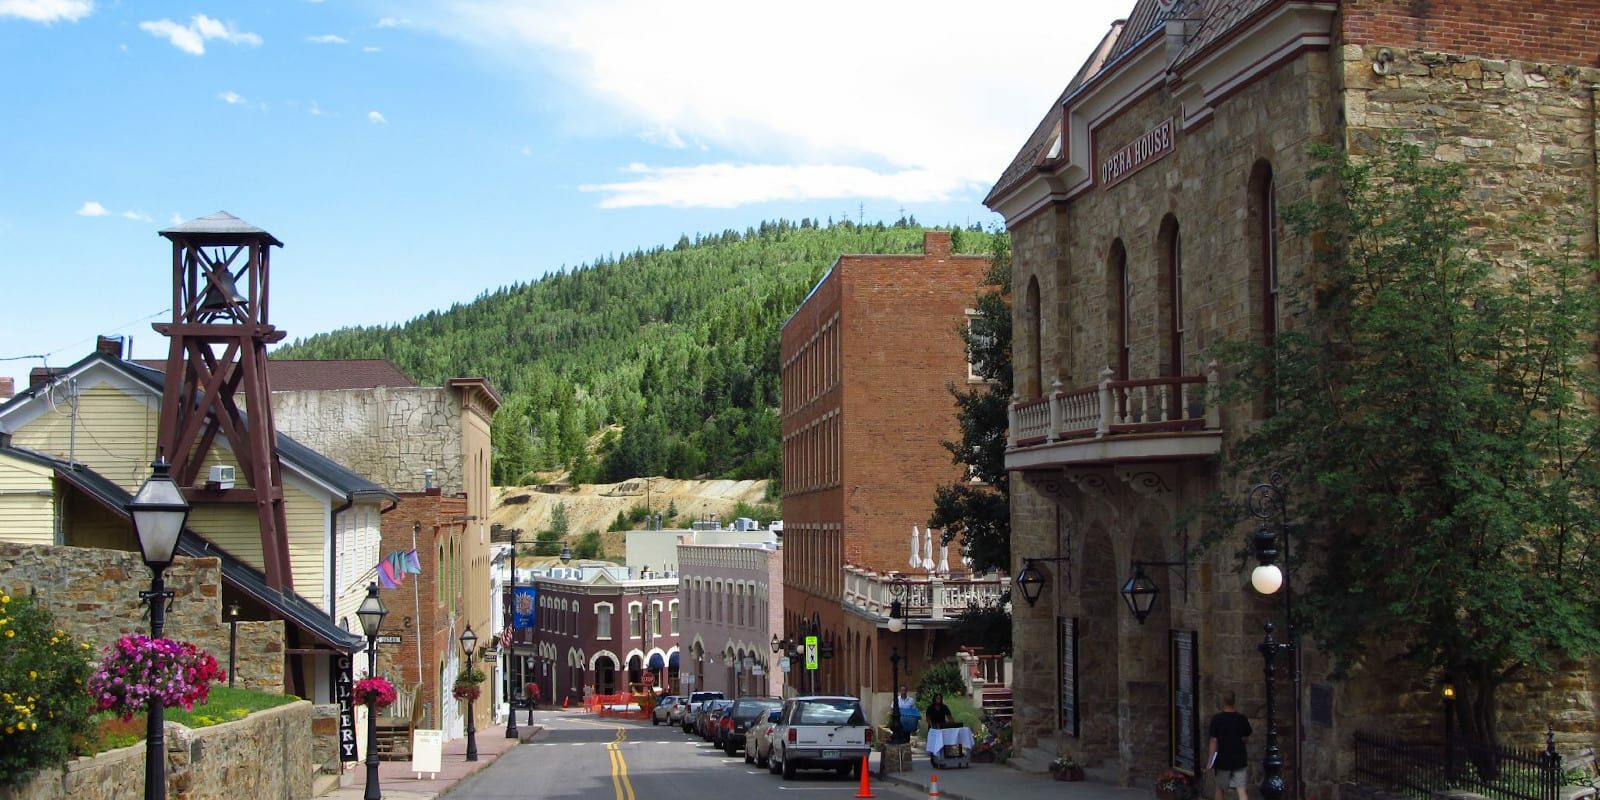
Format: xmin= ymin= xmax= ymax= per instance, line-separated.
xmin=1341 ymin=0 xmax=1600 ymax=66
xmin=780 ymin=231 xmax=989 ymax=693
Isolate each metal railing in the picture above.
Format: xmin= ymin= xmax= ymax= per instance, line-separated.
xmin=1353 ymin=730 xmax=1565 ymax=800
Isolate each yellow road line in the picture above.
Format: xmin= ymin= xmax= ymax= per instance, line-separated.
xmin=606 ymin=725 xmax=635 ymax=800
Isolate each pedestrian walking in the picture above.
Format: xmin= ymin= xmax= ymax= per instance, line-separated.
xmin=1207 ymin=691 xmax=1252 ymax=800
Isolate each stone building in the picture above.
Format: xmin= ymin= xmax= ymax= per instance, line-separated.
xmin=677 ymin=541 xmax=783 ymax=699
xmin=266 ymin=361 xmax=501 ymax=740
xmin=780 ymin=230 xmax=1006 ymax=715
xmin=985 ymin=0 xmax=1600 ymax=794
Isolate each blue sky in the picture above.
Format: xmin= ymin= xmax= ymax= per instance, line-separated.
xmin=0 ymin=0 xmax=1124 ymax=390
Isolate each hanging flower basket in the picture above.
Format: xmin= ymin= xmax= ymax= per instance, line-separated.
xmin=86 ymin=634 xmax=223 ymax=721
xmin=452 ymin=682 xmax=481 ymax=701
xmin=355 ymin=676 xmax=397 ymax=709
xmin=1050 ymin=757 xmax=1085 ymax=781
xmin=1154 ymin=769 xmax=1195 ymax=800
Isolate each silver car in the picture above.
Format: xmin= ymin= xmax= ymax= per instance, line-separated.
xmin=744 ymin=707 xmax=784 ymax=767
xmin=651 ymin=695 xmax=681 ymax=725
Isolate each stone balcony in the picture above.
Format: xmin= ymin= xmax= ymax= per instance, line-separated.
xmin=843 ymin=566 xmax=1007 ymax=627
xmin=1006 ymin=365 xmax=1223 ymax=471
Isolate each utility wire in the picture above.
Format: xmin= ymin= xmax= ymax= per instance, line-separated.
xmin=0 ymin=307 xmax=169 ymax=363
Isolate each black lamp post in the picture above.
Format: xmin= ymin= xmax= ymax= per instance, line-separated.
xmin=355 ymin=582 xmax=387 ymax=800
xmin=1442 ymin=680 xmax=1457 ymax=783
xmin=226 ymin=603 xmax=240 ymax=689
xmin=887 ymin=577 xmax=911 ymax=743
xmin=460 ymin=626 xmax=479 ymax=762
xmin=1247 ymin=474 xmax=1298 ymax=800
xmin=498 ymin=526 xmax=570 ymax=740
xmin=128 ymin=457 xmax=191 ymax=800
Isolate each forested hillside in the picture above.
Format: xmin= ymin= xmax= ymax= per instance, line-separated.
xmin=274 ymin=219 xmax=996 ymax=486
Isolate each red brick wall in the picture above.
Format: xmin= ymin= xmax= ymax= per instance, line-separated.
xmin=1341 ymin=0 xmax=1600 ymax=66
xmin=375 ymin=491 xmax=466 ymax=728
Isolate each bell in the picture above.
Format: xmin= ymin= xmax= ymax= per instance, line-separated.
xmin=198 ymin=270 xmax=246 ymax=311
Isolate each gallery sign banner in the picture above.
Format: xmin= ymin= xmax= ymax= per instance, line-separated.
xmin=1100 ymin=117 xmax=1174 ymax=189
xmin=333 ymin=653 xmax=358 ymax=763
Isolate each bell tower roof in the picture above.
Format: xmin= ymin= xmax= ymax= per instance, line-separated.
xmin=159 ymin=211 xmax=283 ymax=247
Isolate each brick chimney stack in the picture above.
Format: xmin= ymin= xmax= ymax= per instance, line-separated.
xmin=96 ymin=335 xmax=123 ymax=359
xmin=28 ymin=368 xmax=58 ymax=390
xmin=923 ymin=230 xmax=951 ymax=257
xmin=0 ymin=376 xmax=13 ymax=399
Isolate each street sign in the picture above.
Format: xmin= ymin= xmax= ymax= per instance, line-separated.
xmin=376 ymin=634 xmax=401 ymax=645
xmin=779 ymin=656 xmax=791 ymax=674
xmin=804 ymin=635 xmax=819 ymax=670
xmin=642 ymin=671 xmax=654 ymax=686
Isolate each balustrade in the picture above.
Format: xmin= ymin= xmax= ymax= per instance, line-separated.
xmin=1008 ymin=362 xmax=1221 ymax=448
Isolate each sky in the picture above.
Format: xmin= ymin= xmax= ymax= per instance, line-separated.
xmin=0 ymin=0 xmax=1125 ymax=392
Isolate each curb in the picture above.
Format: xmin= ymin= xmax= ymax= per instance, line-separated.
xmin=882 ymin=772 xmax=978 ymax=800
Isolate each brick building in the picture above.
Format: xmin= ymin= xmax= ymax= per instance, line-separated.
xmin=677 ymin=541 xmax=783 ymax=699
xmin=521 ymin=564 xmax=679 ymax=706
xmin=986 ymin=0 xmax=1600 ymax=793
xmin=780 ymin=230 xmax=1005 ymax=716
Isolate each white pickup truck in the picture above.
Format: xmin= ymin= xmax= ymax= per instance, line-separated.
xmin=768 ymin=695 xmax=874 ymax=780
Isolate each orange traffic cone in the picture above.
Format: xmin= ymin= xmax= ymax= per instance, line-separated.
xmin=928 ymin=773 xmax=940 ymax=798
xmin=854 ymin=755 xmax=875 ymax=798
xmin=562 ymin=696 xmax=570 ymax=709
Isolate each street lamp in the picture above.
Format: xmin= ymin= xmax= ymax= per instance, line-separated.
xmin=887 ymin=577 xmax=911 ymax=743
xmin=496 ymin=524 xmax=571 ymax=741
xmin=128 ymin=457 xmax=190 ymax=800
xmin=226 ymin=603 xmax=240 ymax=689
xmin=1013 ymin=556 xmax=1072 ymax=607
xmin=1247 ymin=474 xmax=1298 ymax=800
xmin=355 ymin=583 xmax=388 ymax=800
xmin=460 ymin=626 xmax=479 ymax=762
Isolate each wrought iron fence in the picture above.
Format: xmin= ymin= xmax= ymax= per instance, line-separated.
xmin=1353 ymin=730 xmax=1565 ymax=800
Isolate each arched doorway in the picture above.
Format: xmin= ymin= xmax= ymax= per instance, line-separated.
xmin=593 ymin=654 xmax=618 ymax=695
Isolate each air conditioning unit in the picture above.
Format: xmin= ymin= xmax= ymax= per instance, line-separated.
xmin=207 ymin=464 xmax=236 ymax=490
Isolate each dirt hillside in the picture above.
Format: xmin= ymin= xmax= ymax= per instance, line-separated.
xmin=489 ymin=477 xmax=772 ymax=541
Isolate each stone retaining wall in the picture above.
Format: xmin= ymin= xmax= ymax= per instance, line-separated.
xmin=0 ymin=700 xmax=313 ymax=800
xmin=0 ymin=542 xmax=284 ymax=694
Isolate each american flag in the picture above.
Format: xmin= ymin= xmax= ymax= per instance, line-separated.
xmin=500 ymin=627 xmax=512 ymax=649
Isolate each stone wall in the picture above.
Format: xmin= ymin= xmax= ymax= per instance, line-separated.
xmin=0 ymin=542 xmax=284 ymax=694
xmin=272 ymin=387 xmax=464 ymax=494
xmin=0 ymin=701 xmax=313 ymax=800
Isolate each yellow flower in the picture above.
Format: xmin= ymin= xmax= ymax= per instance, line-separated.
xmin=4 ymin=630 xmax=13 ymax=638
xmin=1 ymin=594 xmax=10 ymax=603
xmin=4 ymin=727 xmax=12 ymax=735
xmin=28 ymin=671 xmax=36 ymax=680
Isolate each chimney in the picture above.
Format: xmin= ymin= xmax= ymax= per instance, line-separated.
xmin=96 ymin=335 xmax=124 ymax=359
xmin=28 ymin=368 xmax=59 ymax=390
xmin=923 ymin=230 xmax=951 ymax=257
xmin=0 ymin=377 xmax=12 ymax=400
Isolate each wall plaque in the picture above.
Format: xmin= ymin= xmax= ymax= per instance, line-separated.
xmin=1100 ymin=118 xmax=1175 ymax=189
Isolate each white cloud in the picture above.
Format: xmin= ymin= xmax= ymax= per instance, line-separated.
xmin=580 ymin=163 xmax=966 ymax=209
xmin=121 ymin=210 xmax=152 ymax=222
xmin=140 ymin=14 xmax=261 ymax=55
xmin=169 ymin=213 xmax=184 ymax=225
xmin=362 ymin=45 xmax=381 ymax=52
xmin=520 ymin=145 xmax=532 ymax=157
xmin=427 ymin=0 xmax=1123 ymax=206
xmin=0 ymin=0 xmax=91 ymax=23
xmin=376 ymin=16 xmax=410 ymax=27
xmin=367 ymin=110 xmax=387 ymax=124
xmin=305 ymin=33 xmax=345 ymax=44
xmin=75 ymin=201 xmax=109 ymax=217
xmin=218 ymin=90 xmax=244 ymax=104
xmin=308 ymin=100 xmax=324 ymax=116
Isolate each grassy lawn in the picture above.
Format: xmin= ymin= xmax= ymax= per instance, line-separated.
xmin=81 ymin=687 xmax=299 ymax=755
xmin=910 ymin=694 xmax=984 ymax=738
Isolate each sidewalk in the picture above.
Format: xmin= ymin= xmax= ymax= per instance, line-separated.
xmin=877 ymin=753 xmax=1150 ymax=800
xmin=318 ymin=725 xmax=532 ymax=800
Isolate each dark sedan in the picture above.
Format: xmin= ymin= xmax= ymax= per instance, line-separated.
xmin=697 ymin=699 xmax=734 ymax=740
xmin=719 ymin=697 xmax=783 ymax=755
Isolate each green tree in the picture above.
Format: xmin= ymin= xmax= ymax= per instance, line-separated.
xmin=547 ymin=502 xmax=570 ymax=539
xmin=1211 ymin=140 xmax=1600 ymax=758
xmin=929 ymin=232 xmax=1012 ymax=573
xmin=0 ymin=594 xmax=94 ymax=786
xmin=573 ymin=531 xmax=603 ymax=560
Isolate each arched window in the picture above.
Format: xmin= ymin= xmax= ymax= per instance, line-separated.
xmin=1110 ymin=239 xmax=1130 ymax=379
xmin=595 ymin=602 xmax=614 ymax=639
xmin=1249 ymin=160 xmax=1280 ymax=413
xmin=1159 ymin=215 xmax=1183 ymax=379
xmin=1026 ymin=276 xmax=1043 ymax=396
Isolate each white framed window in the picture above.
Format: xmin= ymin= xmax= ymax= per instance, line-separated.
xmin=669 ymin=600 xmax=679 ymax=634
xmin=651 ymin=601 xmax=663 ymax=637
xmin=629 ymin=602 xmax=643 ymax=638
xmin=596 ymin=602 xmax=614 ymax=639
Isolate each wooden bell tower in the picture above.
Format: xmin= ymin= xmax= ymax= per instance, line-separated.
xmin=153 ymin=212 xmax=293 ymax=590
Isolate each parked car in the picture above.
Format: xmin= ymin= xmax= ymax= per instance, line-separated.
xmin=744 ymin=707 xmax=784 ymax=767
xmin=768 ymin=696 xmax=873 ymax=780
xmin=721 ymin=697 xmax=784 ymax=755
xmin=682 ymin=691 xmax=725 ymax=733
xmin=651 ymin=696 xmax=681 ymax=725
xmin=698 ymin=699 xmax=734 ymax=741
xmin=668 ymin=697 xmax=690 ymax=724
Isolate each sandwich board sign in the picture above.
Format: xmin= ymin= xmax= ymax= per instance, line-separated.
xmin=411 ymin=729 xmax=443 ymax=778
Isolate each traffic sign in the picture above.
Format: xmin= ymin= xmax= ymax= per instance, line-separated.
xmin=804 ymin=635 xmax=819 ymax=670
xmin=642 ymin=671 xmax=654 ymax=686
xmin=779 ymin=656 xmax=791 ymax=674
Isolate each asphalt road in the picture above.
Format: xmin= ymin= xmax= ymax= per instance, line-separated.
xmin=448 ymin=710 xmax=920 ymax=800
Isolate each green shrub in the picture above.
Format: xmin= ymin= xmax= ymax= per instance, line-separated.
xmin=0 ymin=593 xmax=94 ymax=786
xmin=915 ymin=660 xmax=967 ymax=707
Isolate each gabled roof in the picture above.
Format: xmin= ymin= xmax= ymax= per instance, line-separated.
xmin=0 ymin=352 xmax=396 ymax=504
xmin=159 ymin=211 xmax=283 ymax=247
xmin=0 ymin=445 xmax=363 ymax=652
